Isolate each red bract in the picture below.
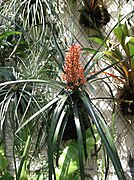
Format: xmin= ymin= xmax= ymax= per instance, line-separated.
xmin=62 ymin=44 xmax=86 ymax=90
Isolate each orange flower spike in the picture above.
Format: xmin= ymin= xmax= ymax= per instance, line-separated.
xmin=62 ymin=44 xmax=86 ymax=89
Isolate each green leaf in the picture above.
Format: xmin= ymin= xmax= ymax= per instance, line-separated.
xmin=114 ymin=25 xmax=130 ymax=56
xmin=130 ymin=55 xmax=134 ymax=70
xmin=55 ymin=143 xmax=79 ymax=180
xmin=0 ymin=31 xmax=21 ymax=40
xmin=125 ymin=36 xmax=134 ymax=56
xmin=82 ymin=48 xmax=96 ymax=54
xmin=80 ymin=92 xmax=126 ymax=180
xmin=17 ymin=135 xmax=31 ymax=180
xmin=48 ymin=95 xmax=68 ymax=180
xmin=122 ymin=22 xmax=129 ymax=37
xmin=114 ymin=26 xmax=124 ymax=45
xmin=19 ymin=160 xmax=29 ymax=180
xmin=0 ymin=141 xmax=5 ymax=155
xmin=125 ymin=36 xmax=134 ymax=69
xmin=72 ymin=104 xmax=85 ymax=180
xmin=104 ymin=49 xmax=123 ymax=61
xmin=0 ymin=152 xmax=9 ymax=171
xmin=0 ymin=171 xmax=14 ymax=180
xmin=88 ymin=37 xmax=107 ymax=47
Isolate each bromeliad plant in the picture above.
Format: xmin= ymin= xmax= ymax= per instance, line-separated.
xmin=108 ymin=22 xmax=134 ymax=115
xmin=88 ymin=21 xmax=134 ymax=115
xmin=17 ymin=43 xmax=126 ymax=179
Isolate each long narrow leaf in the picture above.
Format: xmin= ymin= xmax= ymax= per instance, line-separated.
xmin=16 ymin=96 xmax=60 ymax=133
xmin=0 ymin=79 xmax=64 ymax=88
xmin=48 ymin=95 xmax=68 ymax=180
xmin=16 ymin=135 xmax=30 ymax=180
xmin=87 ymin=60 xmax=123 ymax=81
xmin=72 ymin=104 xmax=85 ymax=180
xmin=80 ymin=92 xmax=126 ymax=180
